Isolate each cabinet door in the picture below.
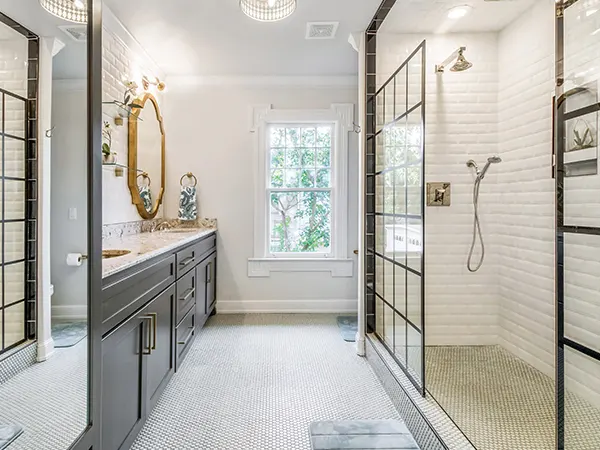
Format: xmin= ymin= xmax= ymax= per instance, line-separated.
xmin=195 ymin=258 xmax=209 ymax=328
xmin=101 ymin=314 xmax=149 ymax=450
xmin=145 ymin=285 xmax=176 ymax=411
xmin=206 ymin=252 xmax=217 ymax=312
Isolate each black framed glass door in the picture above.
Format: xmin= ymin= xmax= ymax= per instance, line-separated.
xmin=365 ymin=40 xmax=426 ymax=395
xmin=555 ymin=1 xmax=600 ymax=447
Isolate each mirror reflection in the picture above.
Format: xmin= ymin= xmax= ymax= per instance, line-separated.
xmin=131 ymin=94 xmax=164 ymax=217
xmin=0 ymin=1 xmax=88 ymax=449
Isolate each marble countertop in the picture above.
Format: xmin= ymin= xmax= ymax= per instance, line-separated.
xmin=102 ymin=228 xmax=216 ymax=278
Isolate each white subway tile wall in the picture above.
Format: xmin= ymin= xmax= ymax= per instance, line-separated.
xmin=376 ymin=0 xmax=600 ymax=411
xmin=101 ymin=31 xmax=164 ymax=224
xmin=0 ymin=37 xmax=27 ymax=348
xmin=377 ymin=32 xmax=501 ymax=346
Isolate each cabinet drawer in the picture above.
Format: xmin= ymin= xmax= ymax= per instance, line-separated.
xmin=102 ymin=254 xmax=176 ymax=335
xmin=176 ymin=308 xmax=195 ymax=370
xmin=176 ymin=235 xmax=216 ymax=277
xmin=176 ymin=270 xmax=196 ymax=325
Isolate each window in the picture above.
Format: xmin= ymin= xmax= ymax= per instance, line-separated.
xmin=268 ymin=125 xmax=333 ymax=256
xmin=248 ymin=104 xmax=354 ymax=277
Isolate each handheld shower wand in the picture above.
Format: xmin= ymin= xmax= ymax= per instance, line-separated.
xmin=466 ymin=156 xmax=502 ymax=272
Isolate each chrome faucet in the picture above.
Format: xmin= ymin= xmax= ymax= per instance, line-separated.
xmin=150 ymin=220 xmax=175 ymax=232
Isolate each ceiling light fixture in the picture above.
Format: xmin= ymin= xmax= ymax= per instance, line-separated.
xmin=447 ymin=5 xmax=472 ymax=19
xmin=39 ymin=0 xmax=87 ymax=23
xmin=240 ymin=0 xmax=297 ymax=22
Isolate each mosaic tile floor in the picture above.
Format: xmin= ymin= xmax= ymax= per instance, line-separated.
xmin=132 ymin=314 xmax=402 ymax=450
xmin=426 ymin=345 xmax=600 ymax=450
xmin=0 ymin=340 xmax=87 ymax=450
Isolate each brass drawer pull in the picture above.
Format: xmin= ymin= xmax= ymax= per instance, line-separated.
xmin=179 ymin=288 xmax=195 ymax=302
xmin=140 ymin=315 xmax=155 ymax=354
xmin=177 ymin=327 xmax=194 ymax=346
xmin=179 ymin=256 xmax=194 ymax=267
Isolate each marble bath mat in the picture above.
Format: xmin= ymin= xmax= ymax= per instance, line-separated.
xmin=0 ymin=424 xmax=23 ymax=449
xmin=336 ymin=315 xmax=358 ymax=342
xmin=310 ymin=420 xmax=419 ymax=449
xmin=52 ymin=322 xmax=87 ymax=348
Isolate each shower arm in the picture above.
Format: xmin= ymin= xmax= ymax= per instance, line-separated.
xmin=435 ymin=47 xmax=466 ymax=73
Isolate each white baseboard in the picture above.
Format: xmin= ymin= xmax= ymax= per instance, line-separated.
xmin=37 ymin=337 xmax=55 ymax=362
xmin=52 ymin=305 xmax=88 ymax=322
xmin=217 ymin=299 xmax=358 ymax=314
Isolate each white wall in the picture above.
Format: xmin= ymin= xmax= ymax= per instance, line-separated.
xmin=50 ymin=83 xmax=88 ymax=321
xmin=496 ymin=0 xmax=555 ymax=377
xmin=377 ymin=33 xmax=500 ymax=345
xmin=162 ymin=82 xmax=360 ymax=312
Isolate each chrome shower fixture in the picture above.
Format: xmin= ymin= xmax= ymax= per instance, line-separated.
xmin=466 ymin=155 xmax=502 ymax=272
xmin=435 ymin=47 xmax=473 ymax=73
xmin=467 ymin=155 xmax=502 ymax=181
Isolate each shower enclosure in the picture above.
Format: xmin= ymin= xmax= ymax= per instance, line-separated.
xmin=365 ymin=35 xmax=426 ymax=394
xmin=362 ymin=0 xmax=600 ymax=448
xmin=0 ymin=17 xmax=38 ymax=355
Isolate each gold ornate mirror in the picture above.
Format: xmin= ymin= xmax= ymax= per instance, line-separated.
xmin=128 ymin=93 xmax=165 ymax=219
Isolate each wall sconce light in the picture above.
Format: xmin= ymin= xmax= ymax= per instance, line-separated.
xmin=142 ymin=76 xmax=166 ymax=92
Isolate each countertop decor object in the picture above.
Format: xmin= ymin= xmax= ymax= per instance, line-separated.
xmin=39 ymin=0 xmax=87 ymax=24
xmin=240 ymin=0 xmax=296 ymax=22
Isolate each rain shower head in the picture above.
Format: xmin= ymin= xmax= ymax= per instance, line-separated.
xmin=449 ymin=49 xmax=473 ymax=72
xmin=436 ymin=47 xmax=473 ymax=73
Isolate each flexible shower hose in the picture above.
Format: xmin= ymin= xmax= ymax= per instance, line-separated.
xmin=467 ymin=177 xmax=485 ymax=272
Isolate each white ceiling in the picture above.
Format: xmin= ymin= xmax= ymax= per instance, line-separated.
xmin=103 ymin=0 xmax=381 ymax=77
xmin=0 ymin=0 xmax=87 ymax=79
xmin=381 ymin=0 xmax=537 ymax=34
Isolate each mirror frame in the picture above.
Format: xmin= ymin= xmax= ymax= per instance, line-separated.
xmin=128 ymin=92 xmax=166 ymax=219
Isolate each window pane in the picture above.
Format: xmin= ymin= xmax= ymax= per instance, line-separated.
xmin=286 ymin=147 xmax=301 ymax=167
xmin=270 ymin=147 xmax=284 ymax=168
xmin=316 ymin=126 xmax=331 ymax=147
xmin=301 ymin=148 xmax=315 ymax=167
xmin=270 ymin=127 xmax=286 ymax=147
xmin=301 ymin=128 xmax=316 ymax=147
xmin=286 ymin=127 xmax=301 ymax=147
xmin=299 ymin=170 xmax=315 ymax=188
xmin=270 ymin=169 xmax=283 ymax=187
xmin=316 ymin=147 xmax=331 ymax=167
xmin=316 ymin=169 xmax=331 ymax=188
xmin=4 ymin=262 xmax=25 ymax=304
xmin=285 ymin=169 xmax=301 ymax=188
xmin=269 ymin=191 xmax=331 ymax=253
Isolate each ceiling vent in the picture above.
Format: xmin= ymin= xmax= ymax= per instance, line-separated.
xmin=306 ymin=22 xmax=339 ymax=40
xmin=59 ymin=25 xmax=87 ymax=42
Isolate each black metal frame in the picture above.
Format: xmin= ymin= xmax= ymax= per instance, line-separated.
xmin=364 ymin=0 xmax=427 ymax=396
xmin=0 ymin=14 xmax=38 ymax=356
xmin=555 ymin=1 xmax=600 ymax=448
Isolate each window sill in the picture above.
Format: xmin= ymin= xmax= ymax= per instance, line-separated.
xmin=247 ymin=257 xmax=354 ymax=278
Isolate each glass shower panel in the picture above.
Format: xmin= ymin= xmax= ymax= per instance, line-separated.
xmin=564 ymin=346 xmax=600 ymax=448
xmin=368 ymin=40 xmax=425 ymax=395
xmin=394 ymin=70 xmax=407 ymax=120
xmin=563 ymin=233 xmax=600 ymax=356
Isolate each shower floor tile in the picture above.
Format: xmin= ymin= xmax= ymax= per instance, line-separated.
xmin=131 ymin=314 xmax=401 ymax=450
xmin=426 ymin=345 xmax=600 ymax=450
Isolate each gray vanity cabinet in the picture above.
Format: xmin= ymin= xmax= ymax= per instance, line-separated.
xmin=101 ymin=232 xmax=217 ymax=450
xmin=101 ymin=313 xmax=148 ymax=450
xmin=145 ymin=285 xmax=176 ymax=411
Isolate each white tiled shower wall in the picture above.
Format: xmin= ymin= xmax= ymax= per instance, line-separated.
xmin=377 ymin=33 xmax=500 ymax=346
xmin=0 ymin=36 xmax=27 ymax=347
xmin=378 ymin=0 xmax=600 ymax=407
xmin=102 ymin=30 xmax=164 ymax=225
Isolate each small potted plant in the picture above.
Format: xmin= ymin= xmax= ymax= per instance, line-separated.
xmin=102 ymin=121 xmax=117 ymax=164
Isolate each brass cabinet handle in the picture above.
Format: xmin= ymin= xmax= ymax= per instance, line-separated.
xmin=180 ymin=288 xmax=195 ymax=302
xmin=140 ymin=315 xmax=153 ymax=355
xmin=177 ymin=328 xmax=194 ymax=346
xmin=179 ymin=256 xmax=194 ymax=267
xmin=207 ymin=262 xmax=212 ymax=283
xmin=149 ymin=312 xmax=157 ymax=350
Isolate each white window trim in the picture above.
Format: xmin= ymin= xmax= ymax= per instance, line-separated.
xmin=248 ymin=103 xmax=354 ymax=278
